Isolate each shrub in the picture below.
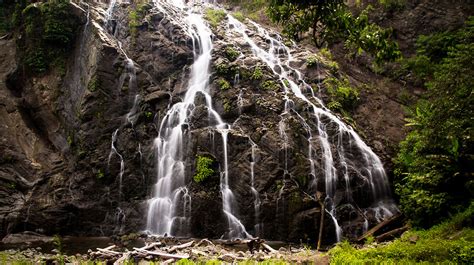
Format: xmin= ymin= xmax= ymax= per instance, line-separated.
xmin=328 ymin=204 xmax=474 ymax=264
xmin=194 ymin=156 xmax=214 ymax=183
xmin=25 ymin=48 xmax=47 ymax=74
xmin=251 ymin=66 xmax=263 ymax=80
xmin=97 ymin=169 xmax=105 ymax=179
xmin=320 ymin=48 xmax=333 ymax=60
xmin=323 ymin=77 xmax=359 ymax=111
xmin=87 ymin=75 xmax=101 ymax=92
xmin=215 ymin=62 xmax=239 ymax=78
xmin=306 ymin=55 xmax=319 ymax=67
xmin=328 ymin=61 xmax=339 ymax=75
xmin=129 ymin=3 xmax=150 ymax=38
xmin=204 ymin=8 xmax=226 ymax=29
xmin=261 ymin=80 xmax=280 ymax=91
xmin=42 ymin=1 xmax=77 ymax=45
xmin=379 ymin=0 xmax=406 ymax=11
xmin=223 ymin=99 xmax=232 ymax=113
xmin=232 ymin=11 xmax=245 ymax=22
xmin=16 ymin=0 xmax=80 ymax=75
xmin=217 ymin=79 xmax=231 ymax=90
xmin=394 ymin=19 xmax=474 ymax=227
xmin=224 ymin=46 xmax=239 ymax=61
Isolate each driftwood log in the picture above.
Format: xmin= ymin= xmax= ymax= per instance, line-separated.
xmin=357 ymin=213 xmax=403 ymax=242
xmin=87 ymin=237 xmax=325 ymax=263
xmin=376 ymin=225 xmax=409 ymax=242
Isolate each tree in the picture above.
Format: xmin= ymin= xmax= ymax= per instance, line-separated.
xmin=267 ymin=0 xmax=401 ymax=64
xmin=395 ymin=18 xmax=474 ymax=227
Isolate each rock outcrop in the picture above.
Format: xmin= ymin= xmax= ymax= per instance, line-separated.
xmin=1 ymin=0 xmax=403 ymax=244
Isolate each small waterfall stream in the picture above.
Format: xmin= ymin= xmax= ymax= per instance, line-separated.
xmin=102 ymin=1 xmax=140 ymax=233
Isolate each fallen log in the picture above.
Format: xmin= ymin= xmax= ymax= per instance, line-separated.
xmin=103 ymin=245 xmax=117 ymax=251
xmin=376 ymin=225 xmax=409 ymax=242
xmin=196 ymin=238 xmax=215 ymax=247
xmin=162 ymin=259 xmax=175 ymax=264
xmin=261 ymin=243 xmax=278 ymax=253
xmin=0 ymin=34 xmax=10 ymax=40
xmin=136 ymin=242 xmax=162 ymax=251
xmin=168 ymin=240 xmax=194 ymax=252
xmin=219 ymin=253 xmax=246 ymax=261
xmin=191 ymin=249 xmax=209 ymax=257
xmin=133 ymin=248 xmax=190 ymax=260
xmin=113 ymin=252 xmax=130 ymax=265
xmin=357 ymin=213 xmax=402 ymax=242
xmin=96 ymin=247 xmax=121 ymax=255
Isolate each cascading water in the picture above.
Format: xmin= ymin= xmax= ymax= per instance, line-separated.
xmin=226 ymin=15 xmax=398 ymax=241
xmin=249 ymin=139 xmax=262 ymax=236
xmin=94 ymin=0 xmax=397 ymax=241
xmin=146 ymin=0 xmax=249 ymax=239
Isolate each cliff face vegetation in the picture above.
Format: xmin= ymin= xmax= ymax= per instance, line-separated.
xmin=0 ymin=0 xmax=472 ymax=264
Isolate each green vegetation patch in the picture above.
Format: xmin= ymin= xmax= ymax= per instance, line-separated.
xmin=224 ymin=46 xmax=240 ymax=61
xmin=394 ymin=17 xmax=474 ymax=228
xmin=204 ymin=8 xmax=226 ymax=29
xmin=261 ymin=80 xmax=280 ymax=91
xmin=251 ymin=66 xmax=263 ymax=80
xmin=306 ymin=55 xmax=319 ymax=67
xmin=194 ymin=155 xmax=215 ymax=183
xmin=14 ymin=0 xmax=80 ymax=75
xmin=129 ymin=3 xmax=150 ymax=38
xmin=329 ymin=203 xmax=474 ymax=264
xmin=225 ymin=0 xmax=267 ymax=22
xmin=379 ymin=0 xmax=406 ymax=11
xmin=323 ymin=77 xmax=359 ymax=112
xmin=217 ymin=78 xmax=231 ymax=90
xmin=268 ymin=1 xmax=401 ymax=64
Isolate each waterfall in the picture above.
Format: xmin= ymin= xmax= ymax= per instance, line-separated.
xmin=94 ymin=0 xmax=399 ymax=241
xmin=226 ymin=15 xmax=398 ymax=241
xmin=249 ymin=139 xmax=262 ymax=237
xmin=146 ymin=0 xmax=249 ymax=239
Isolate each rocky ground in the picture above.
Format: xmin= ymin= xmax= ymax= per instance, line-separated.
xmin=0 ymin=235 xmax=330 ymax=264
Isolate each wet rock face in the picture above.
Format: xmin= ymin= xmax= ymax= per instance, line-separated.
xmin=1 ymin=1 xmax=398 ymax=243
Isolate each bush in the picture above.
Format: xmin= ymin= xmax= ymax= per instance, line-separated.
xmin=329 ymin=203 xmax=474 ymax=264
xmin=193 ymin=156 xmax=214 ymax=183
xmin=129 ymin=3 xmax=150 ymax=38
xmin=15 ymin=0 xmax=80 ymax=75
xmin=261 ymin=80 xmax=280 ymax=91
xmin=251 ymin=66 xmax=263 ymax=80
xmin=204 ymin=8 xmax=226 ymax=29
xmin=25 ymin=48 xmax=47 ymax=74
xmin=306 ymin=55 xmax=319 ymax=67
xmin=232 ymin=11 xmax=245 ymax=22
xmin=323 ymin=77 xmax=359 ymax=111
xmin=87 ymin=75 xmax=101 ymax=92
xmin=217 ymin=78 xmax=231 ymax=90
xmin=394 ymin=19 xmax=474 ymax=227
xmin=43 ymin=1 xmax=76 ymax=45
xmin=224 ymin=46 xmax=239 ymax=61
xmin=379 ymin=0 xmax=406 ymax=11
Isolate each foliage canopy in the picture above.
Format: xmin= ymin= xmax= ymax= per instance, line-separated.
xmin=267 ymin=0 xmax=401 ymax=64
xmin=395 ymin=17 xmax=474 ymax=227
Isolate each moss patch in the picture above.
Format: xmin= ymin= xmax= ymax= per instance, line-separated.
xmin=194 ymin=156 xmax=215 ymax=183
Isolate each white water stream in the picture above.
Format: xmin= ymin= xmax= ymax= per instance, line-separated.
xmin=146 ymin=0 xmax=249 ymax=239
xmin=101 ymin=0 xmax=397 ymax=241
xmin=226 ymin=15 xmax=397 ymax=241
